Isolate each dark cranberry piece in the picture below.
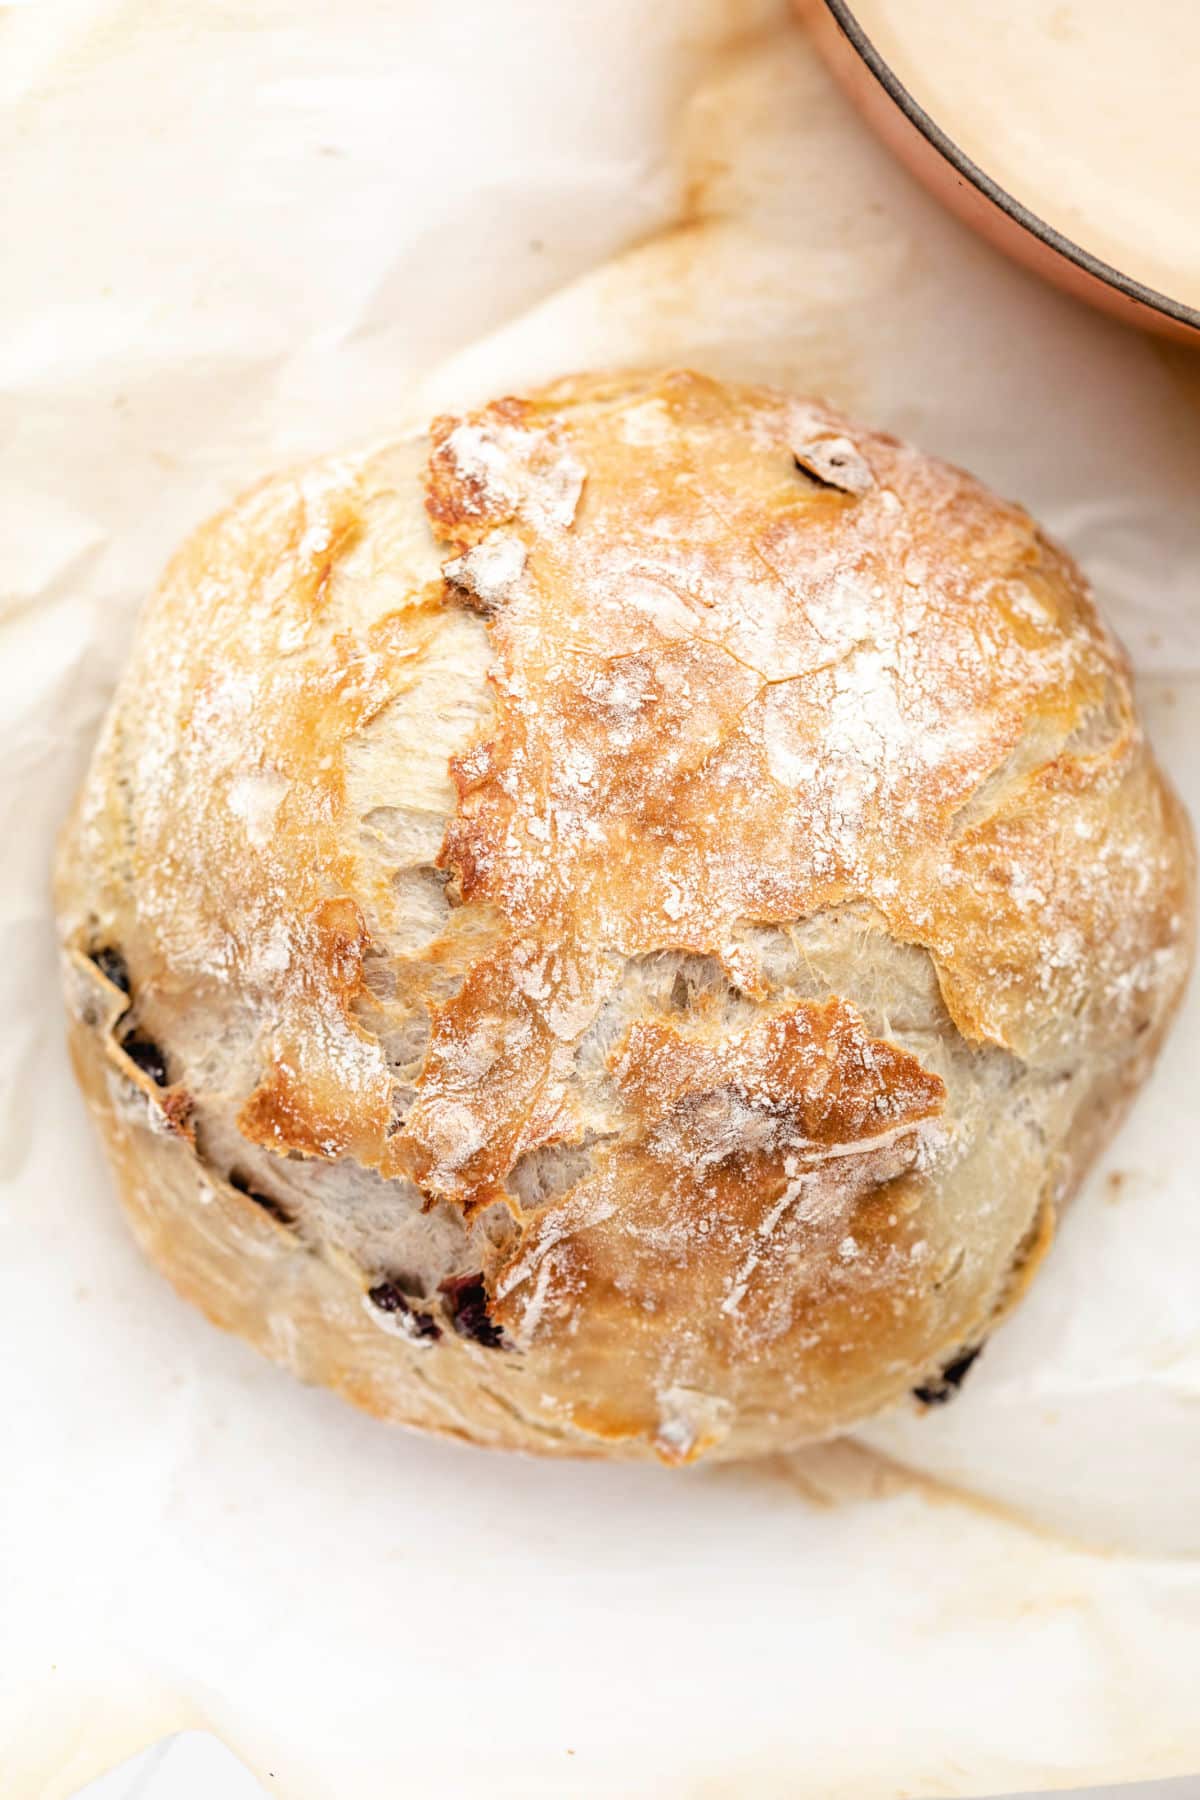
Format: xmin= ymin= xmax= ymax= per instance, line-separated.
xmin=912 ymin=1343 xmax=984 ymax=1406
xmin=121 ymin=1032 xmax=169 ymax=1087
xmin=440 ymin=1273 xmax=506 ymax=1350
xmin=367 ymin=1281 xmax=441 ymax=1342
xmin=91 ymin=946 xmax=131 ymax=994
xmin=228 ymin=1168 xmax=294 ymax=1227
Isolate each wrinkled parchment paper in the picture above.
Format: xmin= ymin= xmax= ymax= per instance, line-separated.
xmin=2 ymin=3 xmax=1199 ymax=1795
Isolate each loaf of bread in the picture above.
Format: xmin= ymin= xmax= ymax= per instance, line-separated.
xmin=55 ymin=369 xmax=1194 ymax=1461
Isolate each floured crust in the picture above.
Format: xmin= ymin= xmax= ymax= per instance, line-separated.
xmin=56 ymin=369 xmax=1194 ymax=1461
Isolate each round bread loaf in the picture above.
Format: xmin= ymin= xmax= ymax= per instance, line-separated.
xmin=56 ymin=369 xmax=1194 ymax=1462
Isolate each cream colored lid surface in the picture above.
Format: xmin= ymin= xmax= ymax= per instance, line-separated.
xmin=848 ymin=0 xmax=1200 ymax=311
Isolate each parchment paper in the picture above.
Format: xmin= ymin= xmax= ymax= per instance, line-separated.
xmin=2 ymin=3 xmax=1199 ymax=1796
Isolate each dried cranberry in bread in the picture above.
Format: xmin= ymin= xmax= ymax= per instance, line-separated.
xmin=55 ymin=370 xmax=1194 ymax=1461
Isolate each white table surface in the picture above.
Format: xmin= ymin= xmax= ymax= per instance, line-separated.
xmin=73 ymin=1737 xmax=1200 ymax=1800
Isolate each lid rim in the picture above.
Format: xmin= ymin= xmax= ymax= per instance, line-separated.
xmin=823 ymin=0 xmax=1200 ymax=333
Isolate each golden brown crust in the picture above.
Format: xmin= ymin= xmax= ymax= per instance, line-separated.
xmin=428 ymin=371 xmax=1152 ymax=1060
xmin=55 ymin=370 xmax=1195 ymax=1461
